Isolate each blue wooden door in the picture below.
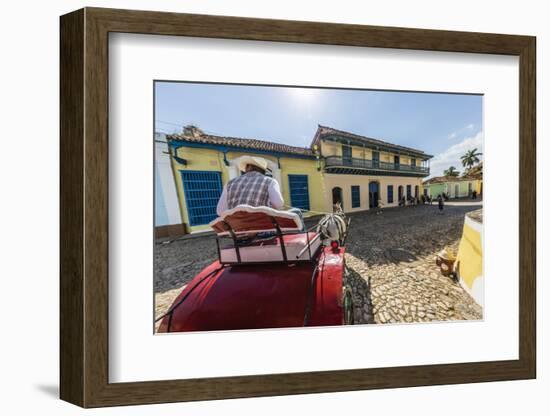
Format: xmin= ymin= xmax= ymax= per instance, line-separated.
xmin=369 ymin=181 xmax=379 ymax=208
xmin=342 ymin=145 xmax=352 ymax=166
xmin=372 ymin=151 xmax=380 ymax=168
xmin=288 ymin=174 xmax=310 ymax=211
xmin=387 ymin=185 xmax=394 ymax=204
xmin=394 ymin=155 xmax=400 ymax=170
xmin=180 ymin=170 xmax=223 ymax=226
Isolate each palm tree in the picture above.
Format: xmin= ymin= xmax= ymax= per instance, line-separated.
xmin=461 ymin=148 xmax=483 ymax=170
xmin=444 ymin=166 xmax=460 ymax=177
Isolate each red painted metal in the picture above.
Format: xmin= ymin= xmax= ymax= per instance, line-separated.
xmin=158 ymin=246 xmax=345 ymax=333
xmin=309 ymin=247 xmax=346 ymax=326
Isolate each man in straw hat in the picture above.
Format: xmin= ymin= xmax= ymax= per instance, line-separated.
xmin=216 ymin=156 xmax=285 ymax=216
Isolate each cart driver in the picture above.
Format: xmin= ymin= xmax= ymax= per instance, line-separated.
xmin=216 ymin=156 xmax=284 ymax=216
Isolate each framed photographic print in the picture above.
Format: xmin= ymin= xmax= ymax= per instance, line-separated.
xmin=60 ymin=7 xmax=536 ymax=408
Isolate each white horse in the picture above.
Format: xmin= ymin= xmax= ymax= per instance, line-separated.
xmin=317 ymin=203 xmax=348 ymax=244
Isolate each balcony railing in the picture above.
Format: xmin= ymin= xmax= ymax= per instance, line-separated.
xmin=324 ymin=156 xmax=430 ymax=175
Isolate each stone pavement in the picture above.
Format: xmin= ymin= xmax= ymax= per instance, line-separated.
xmin=343 ymin=203 xmax=482 ymax=324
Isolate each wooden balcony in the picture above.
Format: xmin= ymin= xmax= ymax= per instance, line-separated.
xmin=324 ymin=156 xmax=430 ymax=177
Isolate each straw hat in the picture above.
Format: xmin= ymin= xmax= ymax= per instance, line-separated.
xmin=238 ymin=156 xmax=268 ymax=172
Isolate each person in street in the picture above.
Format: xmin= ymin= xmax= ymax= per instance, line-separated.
xmin=437 ymin=194 xmax=444 ymax=214
xmin=216 ymin=156 xmax=283 ymax=215
xmin=376 ymin=199 xmax=384 ymax=214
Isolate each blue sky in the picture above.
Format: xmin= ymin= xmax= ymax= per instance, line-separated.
xmin=155 ymin=82 xmax=483 ymax=178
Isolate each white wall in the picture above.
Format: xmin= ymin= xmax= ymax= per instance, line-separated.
xmin=1 ymin=1 xmax=546 ymax=416
xmin=154 ymin=133 xmax=183 ymax=226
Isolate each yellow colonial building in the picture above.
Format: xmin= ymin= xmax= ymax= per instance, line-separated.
xmin=312 ymin=125 xmax=432 ymax=214
xmin=164 ymin=125 xmax=433 ymax=234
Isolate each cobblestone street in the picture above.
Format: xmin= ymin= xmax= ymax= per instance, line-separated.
xmin=155 ymin=202 xmax=483 ymax=324
xmin=344 ymin=203 xmax=482 ymax=324
xmin=154 ymin=233 xmax=218 ymax=321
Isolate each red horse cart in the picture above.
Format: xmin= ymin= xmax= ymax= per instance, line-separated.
xmin=157 ymin=205 xmax=352 ymax=333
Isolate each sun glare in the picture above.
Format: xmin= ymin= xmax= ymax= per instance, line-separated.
xmin=287 ymin=87 xmax=318 ymax=103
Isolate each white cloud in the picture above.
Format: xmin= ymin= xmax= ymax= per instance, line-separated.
xmin=447 ymin=123 xmax=476 ymax=139
xmin=429 ymin=131 xmax=483 ymax=178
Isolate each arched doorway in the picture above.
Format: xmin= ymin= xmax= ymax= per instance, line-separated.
xmin=332 ymin=187 xmax=343 ymax=211
xmin=398 ymin=185 xmax=404 ymax=201
xmin=414 ymin=185 xmax=419 ymax=199
xmin=369 ymin=181 xmax=379 ymax=208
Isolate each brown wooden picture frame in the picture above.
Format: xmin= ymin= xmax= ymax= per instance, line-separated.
xmin=60 ymin=7 xmax=536 ymax=408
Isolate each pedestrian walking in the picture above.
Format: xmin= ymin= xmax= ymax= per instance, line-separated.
xmin=437 ymin=194 xmax=444 ymax=214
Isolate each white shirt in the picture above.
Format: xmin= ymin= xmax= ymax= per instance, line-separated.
xmin=216 ymin=177 xmax=284 ymax=216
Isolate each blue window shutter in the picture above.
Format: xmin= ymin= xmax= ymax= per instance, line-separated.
xmin=288 ymin=175 xmax=310 ymax=211
xmin=180 ymin=170 xmax=223 ymax=226
xmin=351 ymin=185 xmax=361 ymax=208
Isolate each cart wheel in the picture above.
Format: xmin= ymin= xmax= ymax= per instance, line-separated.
xmin=343 ymin=287 xmax=354 ymax=325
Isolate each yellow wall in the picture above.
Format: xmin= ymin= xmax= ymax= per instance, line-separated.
xmin=170 ymin=146 xmax=228 ymax=232
xmin=352 ymin=146 xmax=367 ymax=159
xmin=320 ymin=141 xmax=340 ymax=157
xmin=475 ymin=179 xmax=483 ymax=194
xmin=455 ymin=214 xmax=483 ymax=306
xmin=278 ymin=156 xmax=325 ymax=215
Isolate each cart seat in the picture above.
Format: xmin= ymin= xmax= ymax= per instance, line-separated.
xmin=210 ymin=205 xmax=319 ymax=263
xmin=210 ymin=205 xmax=304 ymax=236
xmin=219 ymin=232 xmax=321 ymax=263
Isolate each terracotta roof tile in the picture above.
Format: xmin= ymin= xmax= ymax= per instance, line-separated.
xmin=313 ymin=125 xmax=432 ymax=158
xmin=168 ymin=131 xmax=315 ymax=157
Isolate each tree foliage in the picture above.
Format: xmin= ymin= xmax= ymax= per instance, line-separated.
xmin=444 ymin=166 xmax=460 ymax=177
xmin=461 ymin=148 xmax=483 ymax=170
